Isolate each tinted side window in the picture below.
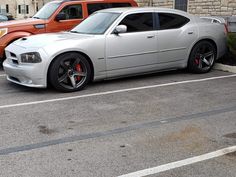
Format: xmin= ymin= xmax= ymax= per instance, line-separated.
xmin=119 ymin=13 xmax=153 ymax=32
xmin=111 ymin=3 xmax=131 ymax=7
xmin=158 ymin=13 xmax=189 ymax=30
xmin=87 ymin=3 xmax=131 ymax=15
xmin=87 ymin=3 xmax=110 ymax=15
xmin=60 ymin=5 xmax=83 ymax=19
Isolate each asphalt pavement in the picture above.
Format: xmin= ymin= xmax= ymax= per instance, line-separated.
xmin=0 ymin=68 xmax=235 ymax=177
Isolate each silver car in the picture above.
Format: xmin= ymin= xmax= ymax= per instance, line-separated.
xmin=3 ymin=7 xmax=227 ymax=92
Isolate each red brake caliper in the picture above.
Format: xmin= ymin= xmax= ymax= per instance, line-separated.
xmin=76 ymin=64 xmax=82 ymax=81
xmin=195 ymin=55 xmax=200 ymax=65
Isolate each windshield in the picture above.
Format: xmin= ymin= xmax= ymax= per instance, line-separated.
xmin=33 ymin=2 xmax=60 ymax=20
xmin=71 ymin=12 xmax=121 ymax=34
xmin=0 ymin=15 xmax=8 ymax=21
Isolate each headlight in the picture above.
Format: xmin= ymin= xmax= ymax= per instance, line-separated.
xmin=0 ymin=28 xmax=8 ymax=38
xmin=21 ymin=52 xmax=42 ymax=63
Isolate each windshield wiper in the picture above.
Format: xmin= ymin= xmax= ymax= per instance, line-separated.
xmin=70 ymin=31 xmax=80 ymax=33
xmin=33 ymin=16 xmax=40 ymax=19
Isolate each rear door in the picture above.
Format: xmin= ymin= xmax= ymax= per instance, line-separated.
xmin=156 ymin=12 xmax=197 ymax=64
xmin=106 ymin=12 xmax=158 ymax=77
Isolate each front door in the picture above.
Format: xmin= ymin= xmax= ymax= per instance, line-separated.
xmin=46 ymin=4 xmax=84 ymax=33
xmin=106 ymin=12 xmax=158 ymax=77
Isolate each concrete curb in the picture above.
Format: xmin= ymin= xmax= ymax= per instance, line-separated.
xmin=213 ymin=63 xmax=236 ymax=73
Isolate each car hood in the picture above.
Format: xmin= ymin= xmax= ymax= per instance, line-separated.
xmin=13 ymin=32 xmax=94 ymax=48
xmin=0 ymin=18 xmax=46 ymax=28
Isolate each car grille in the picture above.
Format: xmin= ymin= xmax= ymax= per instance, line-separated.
xmin=12 ymin=59 xmax=19 ymax=65
xmin=7 ymin=52 xmax=19 ymax=65
xmin=10 ymin=52 xmax=16 ymax=58
xmin=9 ymin=76 xmax=20 ymax=83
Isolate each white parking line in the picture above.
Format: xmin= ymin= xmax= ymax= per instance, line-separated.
xmin=118 ymin=145 xmax=236 ymax=177
xmin=0 ymin=74 xmax=236 ymax=109
xmin=0 ymin=74 xmax=6 ymax=77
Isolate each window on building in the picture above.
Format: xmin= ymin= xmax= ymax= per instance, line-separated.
xmin=18 ymin=5 xmax=21 ymax=14
xmin=6 ymin=4 xmax=9 ymax=13
xmin=18 ymin=5 xmax=29 ymax=14
xmin=59 ymin=4 xmax=83 ymax=19
xmin=36 ymin=3 xmax=39 ymax=11
xmin=158 ymin=13 xmax=190 ymax=30
xmin=26 ymin=5 xmax=29 ymax=14
xmin=0 ymin=5 xmax=7 ymax=14
xmin=175 ymin=0 xmax=188 ymax=12
xmin=119 ymin=13 xmax=154 ymax=33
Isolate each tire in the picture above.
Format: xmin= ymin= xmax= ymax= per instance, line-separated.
xmin=188 ymin=41 xmax=216 ymax=73
xmin=48 ymin=52 xmax=91 ymax=92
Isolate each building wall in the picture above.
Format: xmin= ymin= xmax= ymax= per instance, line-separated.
xmin=136 ymin=0 xmax=236 ymax=16
xmin=188 ymin=0 xmax=236 ymax=16
xmin=1 ymin=0 xmax=236 ymax=18
xmin=138 ymin=0 xmax=174 ymax=8
xmin=0 ymin=0 xmax=48 ymax=19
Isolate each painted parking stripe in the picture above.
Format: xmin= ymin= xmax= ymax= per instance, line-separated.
xmin=0 ymin=74 xmax=6 ymax=77
xmin=118 ymin=145 xmax=236 ymax=177
xmin=0 ymin=74 xmax=236 ymax=109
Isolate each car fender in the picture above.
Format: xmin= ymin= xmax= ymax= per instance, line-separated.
xmin=3 ymin=31 xmax=32 ymax=46
xmin=43 ymin=48 xmax=101 ymax=83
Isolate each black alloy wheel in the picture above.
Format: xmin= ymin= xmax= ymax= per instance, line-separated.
xmin=188 ymin=41 xmax=216 ymax=73
xmin=49 ymin=52 xmax=91 ymax=92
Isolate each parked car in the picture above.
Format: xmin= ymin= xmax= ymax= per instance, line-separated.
xmin=3 ymin=7 xmax=227 ymax=92
xmin=0 ymin=0 xmax=137 ymax=62
xmin=0 ymin=14 xmax=8 ymax=22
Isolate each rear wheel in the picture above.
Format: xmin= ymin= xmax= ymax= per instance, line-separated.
xmin=49 ymin=52 xmax=91 ymax=92
xmin=188 ymin=41 xmax=216 ymax=73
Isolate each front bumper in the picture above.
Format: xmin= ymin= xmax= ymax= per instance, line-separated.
xmin=3 ymin=59 xmax=47 ymax=88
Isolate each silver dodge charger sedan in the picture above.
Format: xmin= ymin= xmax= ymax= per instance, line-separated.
xmin=3 ymin=7 xmax=226 ymax=92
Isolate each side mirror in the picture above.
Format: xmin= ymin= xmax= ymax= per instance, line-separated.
xmin=55 ymin=13 xmax=66 ymax=21
xmin=114 ymin=25 xmax=127 ymax=35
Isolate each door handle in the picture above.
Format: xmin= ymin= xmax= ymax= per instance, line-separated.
xmin=147 ymin=35 xmax=155 ymax=38
xmin=188 ymin=31 xmax=194 ymax=34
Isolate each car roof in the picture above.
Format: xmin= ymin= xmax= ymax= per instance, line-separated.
xmin=51 ymin=0 xmax=135 ymax=3
xmin=99 ymin=7 xmax=191 ymax=15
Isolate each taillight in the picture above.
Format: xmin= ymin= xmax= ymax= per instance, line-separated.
xmin=224 ymin=23 xmax=229 ymax=34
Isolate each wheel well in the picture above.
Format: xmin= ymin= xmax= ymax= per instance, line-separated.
xmin=7 ymin=38 xmax=20 ymax=46
xmin=47 ymin=51 xmax=94 ymax=85
xmin=193 ymin=39 xmax=217 ymax=55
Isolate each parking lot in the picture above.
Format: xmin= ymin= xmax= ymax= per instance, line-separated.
xmin=0 ymin=67 xmax=235 ymax=177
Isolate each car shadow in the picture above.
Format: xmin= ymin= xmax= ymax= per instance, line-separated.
xmin=2 ymin=69 xmax=190 ymax=94
xmin=90 ymin=69 xmax=189 ymax=87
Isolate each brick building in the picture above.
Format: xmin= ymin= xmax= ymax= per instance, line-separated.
xmin=1 ymin=0 xmax=236 ymax=19
xmin=137 ymin=0 xmax=236 ymax=16
xmin=0 ymin=0 xmax=51 ymax=19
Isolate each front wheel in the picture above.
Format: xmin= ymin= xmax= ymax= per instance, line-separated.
xmin=188 ymin=41 xmax=216 ymax=73
xmin=48 ymin=52 xmax=91 ymax=92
